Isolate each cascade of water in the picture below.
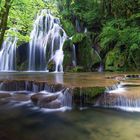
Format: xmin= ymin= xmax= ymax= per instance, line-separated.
xmin=95 ymin=82 xmax=140 ymax=112
xmin=29 ymin=9 xmax=67 ymax=72
xmin=0 ymin=29 xmax=17 ymax=71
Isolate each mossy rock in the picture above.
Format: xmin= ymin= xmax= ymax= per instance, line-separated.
xmin=63 ymin=39 xmax=74 ymax=71
xmin=76 ymin=35 xmax=95 ymax=71
xmin=73 ymin=87 xmax=105 ymax=107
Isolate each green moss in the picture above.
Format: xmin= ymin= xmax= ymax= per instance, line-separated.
xmin=73 ymin=87 xmax=105 ymax=106
xmin=77 ymin=35 xmax=95 ymax=71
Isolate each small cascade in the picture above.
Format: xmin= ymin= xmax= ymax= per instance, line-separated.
xmin=0 ymin=80 xmax=72 ymax=112
xmin=84 ymin=27 xmax=87 ymax=33
xmin=72 ymin=44 xmax=77 ymax=66
xmin=105 ymin=83 xmax=125 ymax=94
xmin=98 ymin=63 xmax=103 ymax=72
xmin=29 ymin=9 xmax=67 ymax=72
xmin=95 ymin=82 xmax=140 ymax=112
xmin=0 ymin=29 xmax=17 ymax=71
xmin=60 ymin=88 xmax=72 ymax=108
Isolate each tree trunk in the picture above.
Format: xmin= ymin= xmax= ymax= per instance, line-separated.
xmin=0 ymin=0 xmax=12 ymax=49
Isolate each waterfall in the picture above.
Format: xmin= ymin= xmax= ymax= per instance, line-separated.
xmin=0 ymin=30 xmax=17 ymax=71
xmin=29 ymin=9 xmax=67 ymax=72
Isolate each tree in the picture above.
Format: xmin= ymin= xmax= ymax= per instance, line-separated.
xmin=0 ymin=0 xmax=13 ymax=48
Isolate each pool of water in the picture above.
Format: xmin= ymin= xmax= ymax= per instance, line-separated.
xmin=0 ymin=102 xmax=140 ymax=140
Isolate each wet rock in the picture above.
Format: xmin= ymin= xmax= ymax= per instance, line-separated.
xmin=31 ymin=93 xmax=59 ymax=105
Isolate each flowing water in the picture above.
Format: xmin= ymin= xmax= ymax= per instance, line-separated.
xmin=29 ymin=9 xmax=67 ymax=72
xmin=0 ymin=29 xmax=17 ymax=71
xmin=0 ymin=72 xmax=140 ymax=140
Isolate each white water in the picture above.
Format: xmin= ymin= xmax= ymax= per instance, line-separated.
xmin=105 ymin=83 xmax=126 ymax=94
xmin=0 ymin=29 xmax=17 ymax=71
xmin=29 ymin=9 xmax=67 ymax=72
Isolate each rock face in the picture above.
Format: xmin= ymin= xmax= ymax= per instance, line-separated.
xmin=16 ymin=43 xmax=29 ymax=71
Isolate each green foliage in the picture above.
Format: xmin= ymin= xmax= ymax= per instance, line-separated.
xmin=4 ymin=0 xmax=59 ymax=43
xmin=100 ymin=19 xmax=140 ymax=50
xmin=1 ymin=0 xmax=140 ymax=71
